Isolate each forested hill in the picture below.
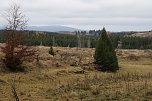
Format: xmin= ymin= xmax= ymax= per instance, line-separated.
xmin=27 ymin=26 xmax=80 ymax=32
xmin=0 ymin=30 xmax=152 ymax=49
xmin=0 ymin=25 xmax=79 ymax=32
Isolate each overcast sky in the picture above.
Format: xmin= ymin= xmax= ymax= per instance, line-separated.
xmin=0 ymin=0 xmax=152 ymax=31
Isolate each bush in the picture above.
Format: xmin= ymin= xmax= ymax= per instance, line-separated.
xmin=1 ymin=31 xmax=37 ymax=71
xmin=49 ymin=46 xmax=55 ymax=56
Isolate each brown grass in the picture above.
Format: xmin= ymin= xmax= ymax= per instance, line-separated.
xmin=0 ymin=46 xmax=152 ymax=101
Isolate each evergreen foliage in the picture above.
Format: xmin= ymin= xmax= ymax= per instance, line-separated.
xmin=0 ymin=30 xmax=152 ymax=49
xmin=94 ymin=28 xmax=119 ymax=72
xmin=49 ymin=46 xmax=55 ymax=56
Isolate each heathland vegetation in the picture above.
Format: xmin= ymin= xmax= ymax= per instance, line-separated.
xmin=0 ymin=3 xmax=152 ymax=101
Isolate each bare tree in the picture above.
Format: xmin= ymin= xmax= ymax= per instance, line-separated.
xmin=87 ymin=37 xmax=91 ymax=48
xmin=52 ymin=36 xmax=56 ymax=47
xmin=76 ymin=31 xmax=81 ymax=48
xmin=0 ymin=3 xmax=37 ymax=71
xmin=5 ymin=3 xmax=28 ymax=30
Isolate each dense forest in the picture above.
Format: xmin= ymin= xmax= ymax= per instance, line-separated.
xmin=0 ymin=30 xmax=152 ymax=49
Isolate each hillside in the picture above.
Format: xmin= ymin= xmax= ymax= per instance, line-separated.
xmin=128 ymin=32 xmax=152 ymax=37
xmin=27 ymin=26 xmax=80 ymax=32
xmin=0 ymin=25 xmax=80 ymax=32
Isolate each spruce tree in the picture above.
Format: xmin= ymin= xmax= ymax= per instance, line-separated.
xmin=49 ymin=45 xmax=55 ymax=56
xmin=94 ymin=28 xmax=119 ymax=72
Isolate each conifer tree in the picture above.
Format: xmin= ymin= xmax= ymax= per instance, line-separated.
xmin=94 ymin=28 xmax=119 ymax=72
xmin=49 ymin=45 xmax=55 ymax=56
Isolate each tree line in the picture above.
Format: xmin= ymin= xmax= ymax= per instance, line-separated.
xmin=0 ymin=30 xmax=152 ymax=49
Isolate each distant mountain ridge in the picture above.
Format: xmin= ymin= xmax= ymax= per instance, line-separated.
xmin=0 ymin=25 xmax=80 ymax=32
xmin=27 ymin=25 xmax=80 ymax=32
xmin=0 ymin=26 xmax=5 ymax=30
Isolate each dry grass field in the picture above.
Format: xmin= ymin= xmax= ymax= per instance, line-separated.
xmin=0 ymin=46 xmax=152 ymax=101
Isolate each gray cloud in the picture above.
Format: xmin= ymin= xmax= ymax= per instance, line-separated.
xmin=0 ymin=0 xmax=152 ymax=31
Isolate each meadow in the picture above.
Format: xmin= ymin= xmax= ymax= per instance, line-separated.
xmin=0 ymin=46 xmax=152 ymax=101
